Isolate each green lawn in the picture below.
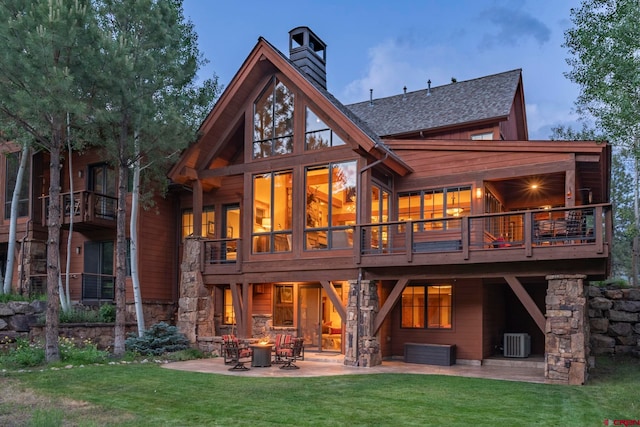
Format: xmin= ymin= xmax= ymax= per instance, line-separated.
xmin=2 ymin=356 xmax=638 ymax=426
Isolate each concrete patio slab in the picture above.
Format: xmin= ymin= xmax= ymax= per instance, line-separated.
xmin=163 ymin=353 xmax=546 ymax=384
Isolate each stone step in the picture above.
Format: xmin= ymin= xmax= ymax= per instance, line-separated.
xmin=482 ymin=357 xmax=544 ymax=369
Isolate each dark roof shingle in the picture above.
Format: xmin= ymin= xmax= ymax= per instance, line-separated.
xmin=346 ymin=69 xmax=522 ymax=137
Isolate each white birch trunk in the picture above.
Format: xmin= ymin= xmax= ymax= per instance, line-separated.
xmin=60 ymin=118 xmax=73 ymax=312
xmin=3 ymin=143 xmax=29 ymax=294
xmin=130 ymin=136 xmax=145 ymax=336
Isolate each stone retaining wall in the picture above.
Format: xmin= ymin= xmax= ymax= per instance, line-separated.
xmin=0 ymin=300 xmax=46 ymax=342
xmin=587 ymin=285 xmax=640 ymax=357
xmin=1 ymin=300 xmax=174 ymax=350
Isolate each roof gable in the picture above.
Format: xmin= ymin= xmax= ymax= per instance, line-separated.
xmin=168 ymin=37 xmax=412 ymax=185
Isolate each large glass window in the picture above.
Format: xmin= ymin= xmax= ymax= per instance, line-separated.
xmin=273 ymin=284 xmax=294 ymax=326
xmin=223 ymin=287 xmax=235 ymax=325
xmin=398 ymin=186 xmax=471 ymax=230
xmin=371 ymin=184 xmax=390 ymax=251
xmin=401 ymin=284 xmax=452 ymax=329
xmin=89 ymin=163 xmax=116 ymax=219
xmin=305 ymin=161 xmax=357 ymax=250
xmin=252 ymin=171 xmax=292 ymax=253
xmin=181 ymin=206 xmax=215 ymax=239
xmin=253 ymin=77 xmax=294 ymax=159
xmin=305 ymin=107 xmax=345 ymax=150
xmin=4 ymin=152 xmax=30 ymax=219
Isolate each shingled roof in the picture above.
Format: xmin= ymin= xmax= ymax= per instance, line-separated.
xmin=346 ymin=69 xmax=522 ymax=137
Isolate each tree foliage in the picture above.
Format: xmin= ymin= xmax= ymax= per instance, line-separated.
xmin=565 ymin=0 xmax=640 ymax=144
xmin=90 ymin=0 xmax=217 ymax=354
xmin=0 ymin=0 xmax=100 ymax=362
xmin=564 ymin=0 xmax=640 ymax=284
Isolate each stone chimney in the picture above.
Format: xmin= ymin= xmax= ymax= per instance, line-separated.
xmin=289 ymin=26 xmax=327 ymax=89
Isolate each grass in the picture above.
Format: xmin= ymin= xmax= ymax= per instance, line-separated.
xmin=1 ymin=355 xmax=638 ymax=426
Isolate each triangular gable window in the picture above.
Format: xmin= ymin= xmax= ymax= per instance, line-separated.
xmin=305 ymin=107 xmax=345 ymax=150
xmin=253 ymin=77 xmax=294 ymax=159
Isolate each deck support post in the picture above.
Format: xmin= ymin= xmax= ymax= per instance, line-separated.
xmin=344 ymin=279 xmax=382 ymax=367
xmin=176 ymin=237 xmax=210 ymax=345
xmin=545 ymin=274 xmax=590 ymax=385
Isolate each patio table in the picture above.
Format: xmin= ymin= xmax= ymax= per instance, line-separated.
xmin=250 ymin=344 xmax=273 ymax=367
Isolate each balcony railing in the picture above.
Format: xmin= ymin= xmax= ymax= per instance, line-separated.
xmin=203 ymin=238 xmax=242 ymax=269
xmin=199 ymin=204 xmax=610 ymax=274
xmin=82 ymin=273 xmax=115 ymax=302
xmin=355 ymin=204 xmax=610 ymax=261
xmin=42 ymin=191 xmax=117 ymax=228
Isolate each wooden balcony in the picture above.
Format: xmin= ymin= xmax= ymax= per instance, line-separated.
xmin=201 ymin=205 xmax=611 ymax=281
xmin=42 ymin=191 xmax=117 ymax=231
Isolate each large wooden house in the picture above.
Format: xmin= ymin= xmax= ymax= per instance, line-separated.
xmin=0 ymin=147 xmax=178 ymax=323
xmin=1 ymin=26 xmax=611 ymax=385
xmin=169 ymin=27 xmax=610 ymax=384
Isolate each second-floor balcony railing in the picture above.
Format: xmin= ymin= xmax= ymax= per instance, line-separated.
xmin=203 ymin=238 xmax=242 ymax=269
xmin=42 ymin=191 xmax=117 ymax=228
xmin=355 ymin=204 xmax=610 ymax=262
xmin=202 ymin=205 xmax=610 ymax=269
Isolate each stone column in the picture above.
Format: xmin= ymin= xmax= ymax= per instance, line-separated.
xmin=545 ymin=274 xmax=590 ymax=385
xmin=176 ymin=237 xmax=211 ymax=345
xmin=344 ymin=279 xmax=382 ymax=367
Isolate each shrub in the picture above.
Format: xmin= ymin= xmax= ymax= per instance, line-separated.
xmin=99 ymin=303 xmax=115 ymax=322
xmin=125 ymin=322 xmax=190 ymax=356
xmin=59 ymin=308 xmax=101 ymax=323
xmin=0 ymin=293 xmax=42 ymax=303
xmin=58 ymin=336 xmax=109 ymax=365
xmin=0 ymin=337 xmax=45 ymax=368
xmin=0 ymin=337 xmax=109 ymax=369
xmin=163 ymin=348 xmax=205 ymax=361
xmin=57 ymin=305 xmax=115 ymax=324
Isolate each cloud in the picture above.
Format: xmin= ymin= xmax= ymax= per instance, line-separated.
xmin=340 ymin=38 xmax=462 ymax=104
xmin=477 ymin=6 xmax=551 ymax=49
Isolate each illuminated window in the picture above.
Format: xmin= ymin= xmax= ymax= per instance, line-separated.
xmin=401 ymin=284 xmax=452 ymax=329
xmin=181 ymin=206 xmax=215 ymax=239
xmin=401 ymin=286 xmax=424 ymax=328
xmin=305 ymin=107 xmax=345 ymax=150
xmin=471 ymin=131 xmax=493 ymax=140
xmin=223 ymin=287 xmax=235 ymax=325
xmin=427 ymin=285 xmax=452 ymax=328
xmin=305 ymin=161 xmax=356 ymax=250
xmin=252 ymin=170 xmax=292 ymax=253
xmin=398 ymin=187 xmax=471 ymax=230
xmin=253 ymin=77 xmax=294 ymax=159
xmin=273 ymin=284 xmax=294 ymax=326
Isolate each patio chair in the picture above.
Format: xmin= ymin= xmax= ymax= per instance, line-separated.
xmin=221 ymin=334 xmax=252 ymax=368
xmin=563 ymin=210 xmax=585 ymax=242
xmin=225 ymin=340 xmax=253 ymax=371
xmin=272 ymin=334 xmax=292 ymax=364
xmin=280 ymin=338 xmax=304 ymax=370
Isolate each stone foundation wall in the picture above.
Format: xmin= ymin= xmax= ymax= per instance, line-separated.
xmin=587 ymin=285 xmax=640 ymax=357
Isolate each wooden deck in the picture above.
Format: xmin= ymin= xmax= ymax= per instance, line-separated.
xmin=200 ymin=205 xmax=611 ymax=283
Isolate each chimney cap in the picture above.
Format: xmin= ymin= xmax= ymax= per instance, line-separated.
xmin=289 ymin=26 xmax=326 ymax=61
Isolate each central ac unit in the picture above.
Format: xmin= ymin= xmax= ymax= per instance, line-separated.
xmin=503 ymin=333 xmax=531 ymax=358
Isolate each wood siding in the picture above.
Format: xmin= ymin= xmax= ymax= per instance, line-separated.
xmin=389 ymin=279 xmax=484 ymax=361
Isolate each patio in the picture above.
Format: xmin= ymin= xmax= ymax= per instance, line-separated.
xmin=163 ymin=352 xmax=546 ymax=384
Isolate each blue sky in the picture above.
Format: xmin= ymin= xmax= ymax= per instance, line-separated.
xmin=182 ymin=0 xmax=582 ymax=140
